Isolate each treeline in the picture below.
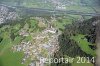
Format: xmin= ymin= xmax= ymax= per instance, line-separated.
xmin=51 ymin=16 xmax=99 ymax=66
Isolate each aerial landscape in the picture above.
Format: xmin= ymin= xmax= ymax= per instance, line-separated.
xmin=0 ymin=0 xmax=100 ymax=66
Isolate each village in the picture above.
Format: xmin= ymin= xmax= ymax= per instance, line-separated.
xmin=12 ymin=17 xmax=60 ymax=66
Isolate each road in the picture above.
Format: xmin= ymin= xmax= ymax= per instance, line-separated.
xmin=17 ymin=7 xmax=100 ymax=16
xmin=1 ymin=4 xmax=100 ymax=16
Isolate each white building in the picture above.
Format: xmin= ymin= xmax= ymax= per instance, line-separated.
xmin=56 ymin=5 xmax=66 ymax=10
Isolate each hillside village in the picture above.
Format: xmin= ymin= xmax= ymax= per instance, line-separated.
xmin=11 ymin=17 xmax=60 ymax=66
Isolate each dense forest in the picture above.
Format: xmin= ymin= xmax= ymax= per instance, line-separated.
xmin=51 ymin=16 xmax=100 ymax=66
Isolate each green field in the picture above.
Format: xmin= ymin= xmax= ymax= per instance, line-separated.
xmin=71 ymin=34 xmax=96 ymax=56
xmin=52 ymin=17 xmax=74 ymax=29
xmin=66 ymin=6 xmax=95 ymax=13
xmin=0 ymin=16 xmax=95 ymax=66
xmin=0 ymin=18 xmax=39 ymax=66
xmin=0 ymin=50 xmax=25 ymax=66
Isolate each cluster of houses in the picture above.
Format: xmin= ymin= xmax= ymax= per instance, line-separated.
xmin=12 ymin=26 xmax=59 ymax=66
xmin=0 ymin=5 xmax=19 ymax=24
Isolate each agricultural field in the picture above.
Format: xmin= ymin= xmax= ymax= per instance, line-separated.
xmin=0 ymin=13 xmax=98 ymax=66
xmin=0 ymin=0 xmax=99 ymax=66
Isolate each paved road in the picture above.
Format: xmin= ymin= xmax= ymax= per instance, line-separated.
xmin=1 ymin=4 xmax=100 ymax=16
xmin=17 ymin=7 xmax=100 ymax=16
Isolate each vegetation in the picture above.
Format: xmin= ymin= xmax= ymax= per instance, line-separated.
xmin=52 ymin=17 xmax=97 ymax=66
xmin=71 ymin=34 xmax=96 ymax=56
xmin=0 ymin=17 xmax=41 ymax=66
xmin=0 ymin=0 xmax=99 ymax=66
